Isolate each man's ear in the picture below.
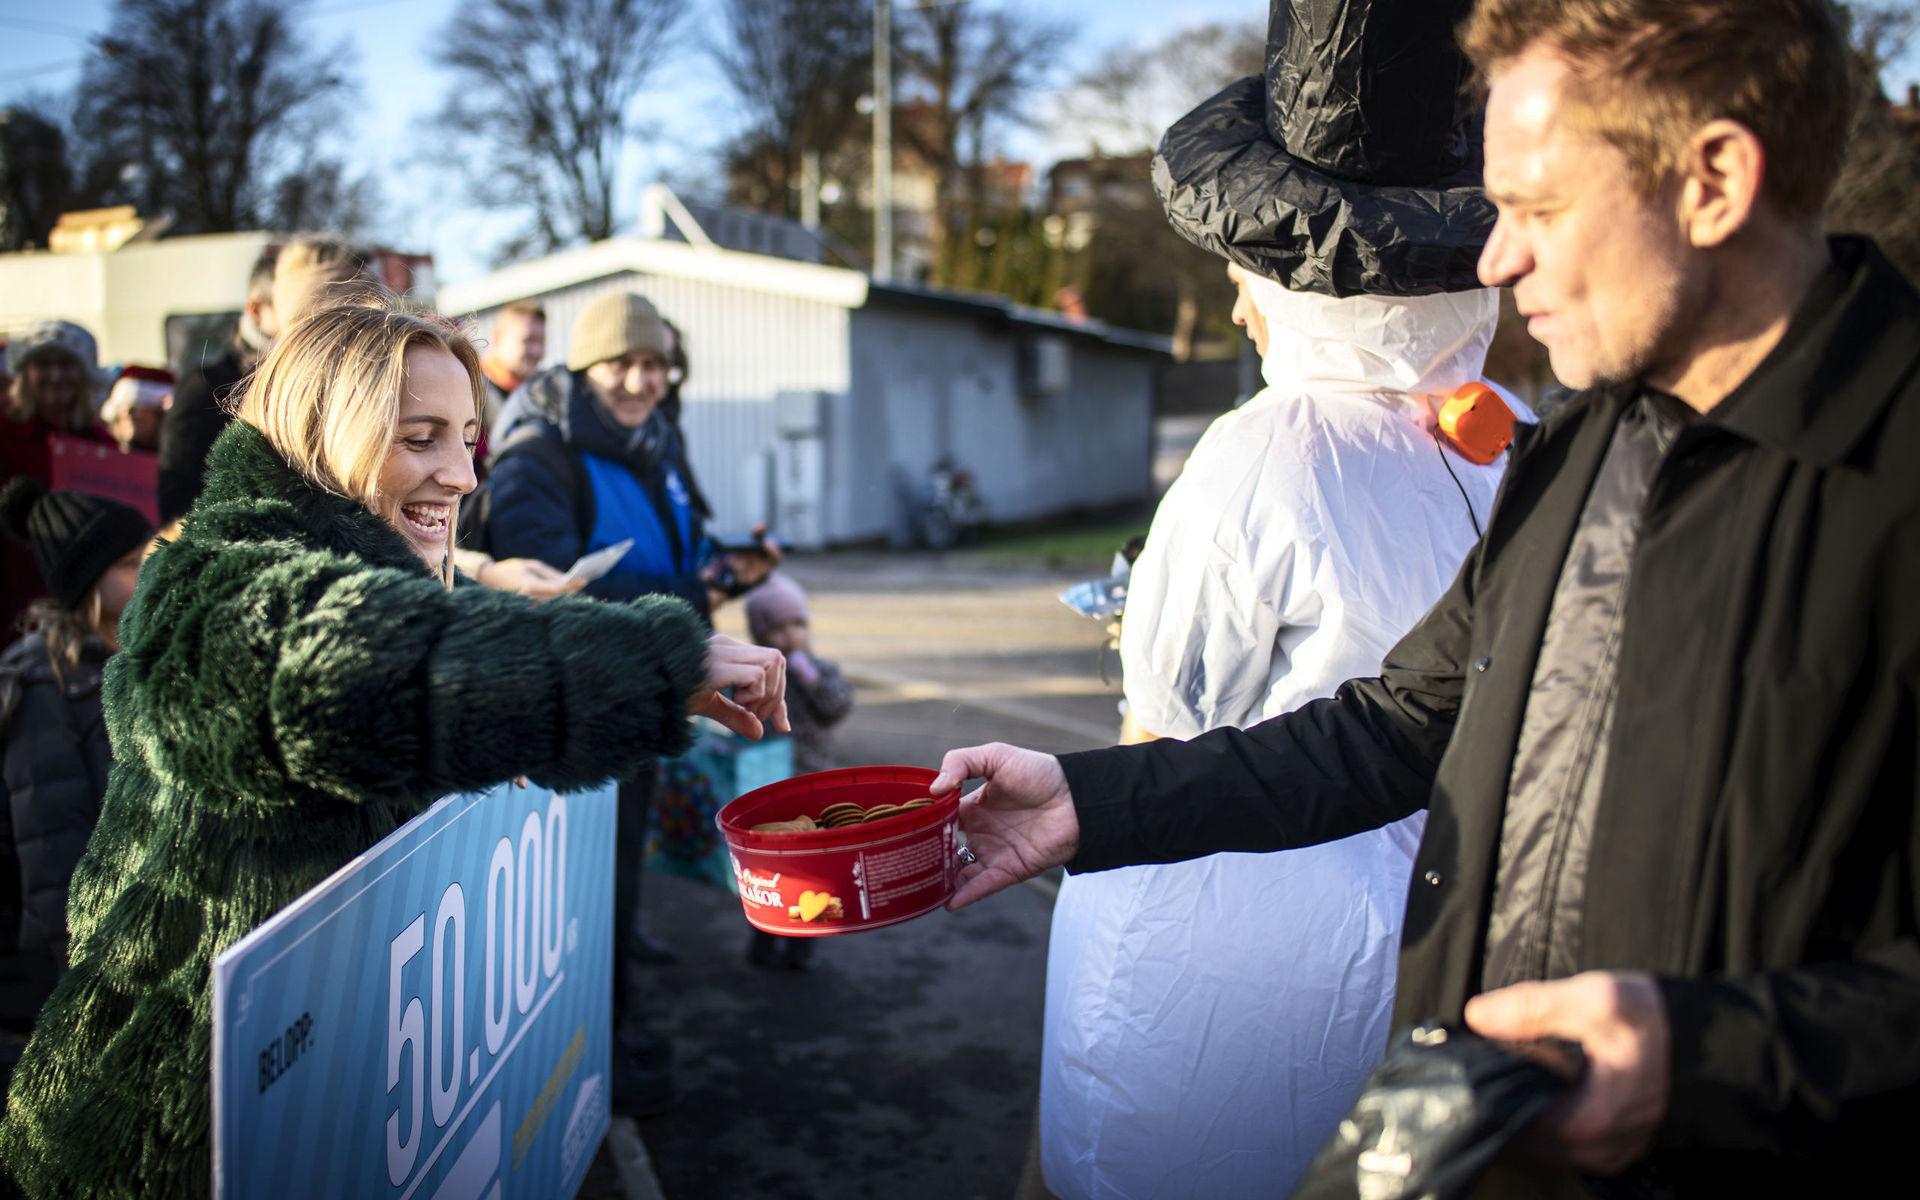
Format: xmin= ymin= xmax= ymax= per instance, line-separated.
xmin=1677 ymin=119 xmax=1766 ymax=249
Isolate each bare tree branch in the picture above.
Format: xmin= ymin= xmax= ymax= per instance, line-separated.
xmin=895 ymin=1 xmax=1071 ymax=285
xmin=1050 ymin=20 xmax=1262 ymax=155
xmin=428 ymin=0 xmax=685 ymax=259
xmin=0 ymin=107 xmax=74 ymax=250
xmin=1035 ymin=20 xmax=1262 ymax=354
xmin=1828 ymin=2 xmax=1920 ymax=279
xmin=68 ymin=0 xmax=353 ymax=234
xmin=713 ymin=0 xmax=869 ymax=218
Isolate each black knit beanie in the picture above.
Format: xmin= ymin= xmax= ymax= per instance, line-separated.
xmin=0 ymin=478 xmax=154 ymax=609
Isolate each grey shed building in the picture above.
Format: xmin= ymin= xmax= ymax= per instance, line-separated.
xmin=437 ymin=227 xmax=1164 ymax=549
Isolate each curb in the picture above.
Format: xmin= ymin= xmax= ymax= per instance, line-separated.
xmin=606 ymin=1117 xmax=666 ymax=1200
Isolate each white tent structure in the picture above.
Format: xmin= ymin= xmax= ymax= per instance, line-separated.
xmin=0 ymin=229 xmax=271 ymax=368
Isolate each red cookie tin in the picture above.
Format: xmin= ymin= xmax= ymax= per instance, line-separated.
xmin=717 ymin=766 xmax=961 ymax=936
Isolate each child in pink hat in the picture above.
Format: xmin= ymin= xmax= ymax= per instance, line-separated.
xmin=744 ymin=575 xmax=852 ymax=969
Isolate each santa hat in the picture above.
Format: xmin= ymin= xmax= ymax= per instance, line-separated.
xmin=100 ymin=365 xmax=175 ymax=425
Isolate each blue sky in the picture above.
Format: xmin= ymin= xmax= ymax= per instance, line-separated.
xmin=1 ymin=0 xmax=1254 ymax=283
xmin=5 ymin=1 xmax=1916 ymax=285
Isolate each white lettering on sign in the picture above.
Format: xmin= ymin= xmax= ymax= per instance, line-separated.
xmin=386 ymin=794 xmax=571 ymax=1194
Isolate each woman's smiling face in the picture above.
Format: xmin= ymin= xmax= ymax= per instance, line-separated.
xmin=377 ymin=346 xmax=479 ymax=569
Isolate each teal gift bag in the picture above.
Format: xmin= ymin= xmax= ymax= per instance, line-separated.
xmin=650 ymin=725 xmax=794 ymax=891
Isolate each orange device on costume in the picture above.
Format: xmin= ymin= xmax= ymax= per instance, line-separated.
xmin=1438 ymin=381 xmax=1518 ymax=465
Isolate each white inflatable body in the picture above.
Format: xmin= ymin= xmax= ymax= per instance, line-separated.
xmin=1042 ymin=279 xmax=1525 ymax=1200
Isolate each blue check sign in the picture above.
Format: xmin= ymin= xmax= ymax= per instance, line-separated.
xmin=213 ymin=782 xmax=616 ymax=1199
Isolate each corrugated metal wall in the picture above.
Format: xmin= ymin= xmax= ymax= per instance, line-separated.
xmin=460 ymin=269 xmax=1157 ymax=549
xmin=845 ymin=303 xmax=1156 ymax=539
xmin=465 ymin=270 xmax=850 ymax=535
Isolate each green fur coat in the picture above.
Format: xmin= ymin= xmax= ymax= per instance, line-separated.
xmin=0 ymin=422 xmax=706 ymax=1197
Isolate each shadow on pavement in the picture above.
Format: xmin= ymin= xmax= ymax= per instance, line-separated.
xmin=628 ymin=866 xmax=1054 ymax=1200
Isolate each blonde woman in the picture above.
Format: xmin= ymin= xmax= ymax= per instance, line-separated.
xmin=0 ymin=322 xmax=104 ymax=443
xmin=0 ymin=299 xmax=786 ymax=1196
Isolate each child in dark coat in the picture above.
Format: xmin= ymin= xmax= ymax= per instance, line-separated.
xmin=745 ymin=575 xmax=853 ymax=969
xmin=0 ymin=479 xmax=152 ymax=1086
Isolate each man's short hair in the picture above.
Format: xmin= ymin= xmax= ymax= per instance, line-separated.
xmin=1460 ymin=0 xmax=1852 ymax=218
xmin=246 ymin=247 xmax=278 ymax=302
xmin=498 ymin=299 xmax=546 ymax=323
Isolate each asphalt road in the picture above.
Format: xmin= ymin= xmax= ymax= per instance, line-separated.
xmin=587 ymin=551 xmax=1123 ymax=1200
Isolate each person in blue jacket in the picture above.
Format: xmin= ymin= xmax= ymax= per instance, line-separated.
xmin=486 ymin=289 xmax=773 ymax=1114
xmin=487 ymin=291 xmax=767 ymax=614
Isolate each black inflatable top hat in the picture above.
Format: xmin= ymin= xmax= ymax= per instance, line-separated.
xmin=1153 ymin=0 xmax=1494 ymax=298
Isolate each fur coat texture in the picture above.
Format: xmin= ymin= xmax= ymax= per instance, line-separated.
xmin=0 ymin=421 xmax=706 ymax=1197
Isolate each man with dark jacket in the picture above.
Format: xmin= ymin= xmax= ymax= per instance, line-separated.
xmin=485 ymin=291 xmax=771 ymax=1113
xmin=155 ymin=248 xmax=277 ymax=526
xmin=490 ymin=294 xmax=725 ymax=614
xmin=933 ymin=0 xmax=1918 ymax=1194
xmin=158 ymin=235 xmax=380 ymax=527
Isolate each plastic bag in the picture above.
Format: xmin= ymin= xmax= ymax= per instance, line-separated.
xmin=648 ymin=754 xmax=731 ymax=891
xmin=649 ymin=725 xmax=794 ymax=891
xmin=1292 ymin=1025 xmax=1585 ymax=1200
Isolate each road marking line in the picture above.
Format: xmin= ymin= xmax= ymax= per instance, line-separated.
xmin=844 ymin=664 xmax=1117 ymax=745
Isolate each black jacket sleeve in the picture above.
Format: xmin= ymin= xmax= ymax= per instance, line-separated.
xmin=1654 ymin=684 xmax=1920 ymax=1156
xmin=1657 ymin=946 xmax=1920 ymax=1156
xmin=1062 ymin=537 xmax=1479 ymax=872
xmin=156 ymin=366 xmax=234 ymax=525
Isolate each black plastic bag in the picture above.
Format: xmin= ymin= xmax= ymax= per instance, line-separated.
xmin=1291 ymin=1025 xmax=1585 ymax=1200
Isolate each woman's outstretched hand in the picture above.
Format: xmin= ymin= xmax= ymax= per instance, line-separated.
xmin=692 ymin=634 xmax=790 ymax=739
xmin=931 ymin=743 xmax=1080 ymax=909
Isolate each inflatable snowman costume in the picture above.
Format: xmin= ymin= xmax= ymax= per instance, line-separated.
xmin=1040 ymin=2 xmax=1528 ymax=1196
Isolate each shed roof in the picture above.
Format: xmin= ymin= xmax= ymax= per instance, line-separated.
xmin=865 ymin=281 xmax=1173 ymax=355
xmin=435 ymin=236 xmax=870 ymax=315
xmin=434 ymin=232 xmax=1171 ymax=357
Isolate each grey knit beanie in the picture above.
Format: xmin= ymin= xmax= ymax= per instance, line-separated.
xmin=10 ymin=320 xmax=102 ymax=382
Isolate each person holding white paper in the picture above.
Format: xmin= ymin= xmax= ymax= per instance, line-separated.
xmin=484 ymin=291 xmax=775 ymax=618
xmin=481 ymin=289 xmax=779 ymax=1112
